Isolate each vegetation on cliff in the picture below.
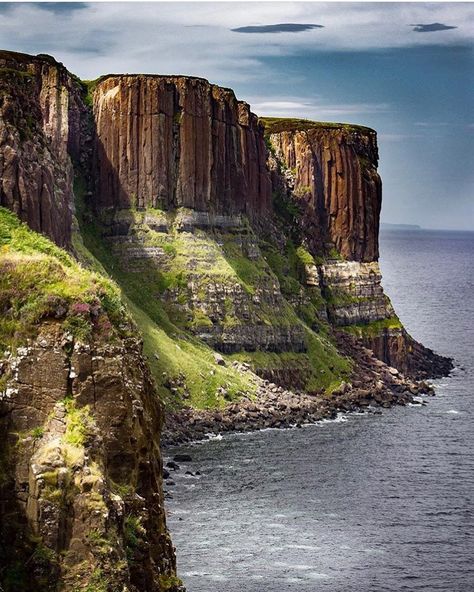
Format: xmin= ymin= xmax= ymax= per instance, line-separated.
xmin=0 ymin=207 xmax=181 ymax=591
xmin=259 ymin=116 xmax=375 ymax=135
xmin=73 ymin=179 xmax=352 ymax=405
xmin=0 ymin=206 xmax=125 ymax=353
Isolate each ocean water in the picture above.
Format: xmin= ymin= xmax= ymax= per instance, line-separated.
xmin=166 ymin=229 xmax=474 ymax=592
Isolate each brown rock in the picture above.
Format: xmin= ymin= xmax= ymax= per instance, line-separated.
xmin=92 ymin=75 xmax=271 ymax=218
xmin=270 ymin=126 xmax=381 ymax=262
xmin=0 ymin=50 xmax=87 ymax=246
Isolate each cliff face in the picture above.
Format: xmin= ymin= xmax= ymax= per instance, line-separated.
xmin=1 ymin=326 xmax=176 ymax=591
xmin=0 ymin=51 xmax=86 ymax=247
xmin=264 ymin=119 xmax=450 ymax=376
xmin=88 ymin=77 xmax=316 ymax=361
xmin=267 ymin=122 xmax=381 ymax=262
xmin=92 ymin=75 xmax=271 ymax=217
xmin=0 ymin=207 xmax=180 ymax=591
xmin=0 ymin=50 xmax=452 ymax=590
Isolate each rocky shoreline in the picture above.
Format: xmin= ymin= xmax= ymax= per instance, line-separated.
xmin=161 ymin=334 xmax=452 ymax=447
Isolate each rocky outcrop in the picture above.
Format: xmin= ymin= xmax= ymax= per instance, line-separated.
xmin=162 ymin=340 xmax=437 ymax=446
xmin=92 ymin=75 xmax=271 ymax=218
xmin=0 ymin=207 xmax=181 ymax=591
xmin=265 ymin=119 xmax=451 ymax=378
xmin=98 ymin=207 xmax=307 ymax=355
xmin=0 ymin=50 xmax=87 ymax=247
xmin=0 ymin=323 xmax=179 ymax=591
xmin=319 ymin=260 xmax=394 ymax=326
xmin=268 ymin=123 xmax=381 ymax=262
xmin=363 ymin=328 xmax=453 ymax=380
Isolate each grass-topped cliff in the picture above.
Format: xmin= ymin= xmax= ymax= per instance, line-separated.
xmin=259 ymin=116 xmax=375 ymax=135
xmin=0 ymin=206 xmax=181 ymax=592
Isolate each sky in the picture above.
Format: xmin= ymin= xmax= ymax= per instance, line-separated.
xmin=1 ymin=1 xmax=473 ymax=230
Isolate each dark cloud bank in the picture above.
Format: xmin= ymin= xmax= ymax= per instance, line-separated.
xmin=231 ymin=23 xmax=324 ymax=34
xmin=410 ymin=23 xmax=458 ymax=33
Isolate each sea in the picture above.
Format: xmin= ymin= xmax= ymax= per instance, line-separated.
xmin=166 ymin=228 xmax=474 ymax=592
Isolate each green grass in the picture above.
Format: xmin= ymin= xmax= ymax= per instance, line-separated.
xmin=295 ymin=246 xmax=315 ymax=267
xmin=0 ymin=67 xmax=33 ymax=80
xmin=158 ymin=574 xmax=184 ymax=591
xmin=80 ymin=78 xmax=101 ymax=108
xmin=228 ymin=325 xmax=351 ymax=393
xmin=123 ymin=515 xmax=144 ymax=551
xmin=271 ymin=190 xmax=301 ymax=225
xmin=341 ymin=316 xmax=403 ymax=338
xmin=259 ymin=116 xmax=374 ymax=136
xmin=63 ymin=398 xmax=94 ymax=447
xmin=0 ymin=207 xmax=126 ymax=352
xmin=72 ymin=181 xmax=259 ymax=408
xmin=127 ymin=300 xmax=255 ymax=408
xmin=71 ymin=172 xmax=354 ymax=403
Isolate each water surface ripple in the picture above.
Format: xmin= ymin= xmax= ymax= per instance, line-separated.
xmin=167 ymin=229 xmax=474 ymax=591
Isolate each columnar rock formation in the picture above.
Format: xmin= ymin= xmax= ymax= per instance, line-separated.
xmin=0 ymin=50 xmax=452 ymax=592
xmin=268 ymin=123 xmax=381 ymax=262
xmin=0 ymin=51 xmax=86 ymax=247
xmin=92 ymin=75 xmax=271 ymax=217
xmin=265 ymin=119 xmax=450 ymax=376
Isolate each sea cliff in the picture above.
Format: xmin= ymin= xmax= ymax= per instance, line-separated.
xmin=0 ymin=50 xmax=451 ymax=591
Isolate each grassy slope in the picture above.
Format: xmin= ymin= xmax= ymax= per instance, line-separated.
xmin=73 ymin=175 xmax=351 ymax=404
xmin=73 ymin=185 xmax=258 ymax=409
xmin=0 ymin=207 xmax=125 ymax=353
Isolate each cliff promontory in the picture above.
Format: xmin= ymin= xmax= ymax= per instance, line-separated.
xmin=92 ymin=75 xmax=271 ymax=216
xmin=0 ymin=50 xmax=452 ymax=591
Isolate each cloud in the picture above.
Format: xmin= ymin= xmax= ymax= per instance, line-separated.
xmin=249 ymin=97 xmax=390 ymax=120
xmin=38 ymin=2 xmax=89 ymax=14
xmin=414 ymin=122 xmax=449 ymax=127
xmin=0 ymin=2 xmax=471 ymax=82
xmin=231 ymin=23 xmax=323 ymax=34
xmin=410 ymin=23 xmax=458 ymax=33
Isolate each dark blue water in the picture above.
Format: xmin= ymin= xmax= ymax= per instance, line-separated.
xmin=166 ymin=229 xmax=474 ymax=592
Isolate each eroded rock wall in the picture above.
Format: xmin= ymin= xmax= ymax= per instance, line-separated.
xmin=269 ymin=126 xmax=381 ymax=262
xmin=319 ymin=260 xmax=395 ymax=326
xmin=92 ymin=75 xmax=271 ymax=217
xmin=267 ymin=123 xmax=451 ymax=377
xmin=0 ymin=322 xmax=179 ymax=591
xmin=0 ymin=51 xmax=86 ymax=246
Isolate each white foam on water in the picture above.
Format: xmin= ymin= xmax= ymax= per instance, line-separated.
xmin=446 ymin=409 xmax=460 ymax=414
xmin=319 ymin=413 xmax=349 ymax=425
xmin=307 ymin=572 xmax=330 ymax=580
xmin=286 ymin=544 xmax=323 ymax=551
xmin=206 ymin=433 xmax=223 ymax=440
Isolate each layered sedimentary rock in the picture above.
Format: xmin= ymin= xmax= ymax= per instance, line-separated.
xmin=268 ymin=123 xmax=381 ymax=262
xmin=0 ymin=50 xmax=86 ymax=246
xmin=92 ymin=75 xmax=271 ymax=217
xmin=319 ymin=260 xmax=395 ymax=326
xmin=99 ymin=207 xmax=307 ymax=354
